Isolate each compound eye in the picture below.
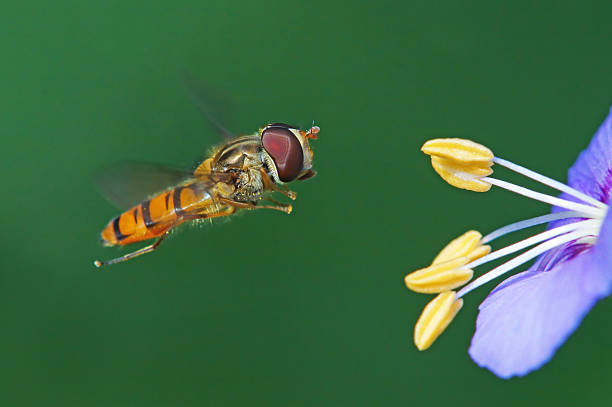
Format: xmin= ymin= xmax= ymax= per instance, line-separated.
xmin=262 ymin=126 xmax=304 ymax=182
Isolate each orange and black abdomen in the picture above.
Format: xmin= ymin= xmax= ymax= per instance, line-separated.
xmin=100 ymin=183 xmax=213 ymax=246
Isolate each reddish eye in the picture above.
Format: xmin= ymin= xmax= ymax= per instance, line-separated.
xmin=262 ymin=126 xmax=304 ymax=182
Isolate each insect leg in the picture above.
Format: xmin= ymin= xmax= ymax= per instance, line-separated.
xmin=94 ymin=226 xmax=174 ymax=268
xmin=259 ymin=168 xmax=297 ymax=200
xmin=217 ymin=196 xmax=292 ymax=214
xmin=180 ymin=205 xmax=235 ymax=221
xmin=263 ymin=196 xmax=286 ymax=206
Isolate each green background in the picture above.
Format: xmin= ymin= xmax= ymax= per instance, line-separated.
xmin=2 ymin=0 xmax=612 ymax=405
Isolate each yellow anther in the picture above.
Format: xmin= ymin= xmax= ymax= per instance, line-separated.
xmin=421 ymin=138 xmax=494 ymax=192
xmin=405 ymin=257 xmax=473 ymax=293
xmin=433 ymin=230 xmax=491 ymax=264
xmin=421 ymin=138 xmax=493 ymax=165
xmin=430 ymin=157 xmax=492 ymax=192
xmin=466 ymin=245 xmax=491 ymax=263
xmin=414 ymin=291 xmax=463 ymax=351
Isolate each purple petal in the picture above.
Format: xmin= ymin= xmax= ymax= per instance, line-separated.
xmin=468 ymin=259 xmax=596 ymax=379
xmin=566 ymin=107 xmax=612 ymax=204
xmin=468 ymin=236 xmax=612 ymax=378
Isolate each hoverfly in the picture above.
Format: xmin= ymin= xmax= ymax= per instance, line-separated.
xmin=94 ymin=122 xmax=319 ymax=267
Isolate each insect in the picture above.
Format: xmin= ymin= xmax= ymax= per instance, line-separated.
xmin=94 ymin=123 xmax=319 ymax=267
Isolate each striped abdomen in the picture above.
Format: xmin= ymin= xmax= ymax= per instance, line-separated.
xmin=100 ymin=182 xmax=215 ymax=246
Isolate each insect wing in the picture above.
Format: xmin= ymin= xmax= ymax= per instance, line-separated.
xmin=95 ymin=161 xmax=194 ymax=210
xmin=182 ymin=72 xmax=236 ymax=141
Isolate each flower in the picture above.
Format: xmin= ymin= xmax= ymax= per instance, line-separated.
xmin=407 ymin=108 xmax=612 ymax=378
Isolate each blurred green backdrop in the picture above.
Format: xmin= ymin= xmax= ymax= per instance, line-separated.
xmin=2 ymin=0 xmax=612 ymax=405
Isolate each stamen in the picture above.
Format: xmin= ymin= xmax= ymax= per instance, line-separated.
xmin=481 ymin=211 xmax=586 ymax=243
xmin=494 ymin=157 xmax=607 ymax=210
xmin=483 ymin=177 xmax=603 ymax=218
xmin=430 ymin=157 xmax=493 ymax=192
xmin=433 ymin=230 xmax=490 ymax=264
xmin=422 ymin=139 xmax=494 ymax=192
xmin=457 ymin=226 xmax=599 ymax=298
xmin=405 ymin=231 xmax=490 ymax=294
xmin=414 ymin=291 xmax=463 ymax=351
xmin=421 ymin=139 xmax=493 ymax=165
xmin=467 ymin=219 xmax=599 ymax=270
xmin=405 ymin=257 xmax=473 ymax=293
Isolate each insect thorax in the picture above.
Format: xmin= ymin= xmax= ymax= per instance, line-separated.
xmin=213 ymin=135 xmax=266 ymax=203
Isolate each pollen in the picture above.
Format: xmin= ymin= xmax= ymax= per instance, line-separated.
xmin=422 ymin=138 xmax=494 ymax=192
xmin=433 ymin=230 xmax=491 ymax=264
xmin=414 ymin=291 xmax=463 ymax=351
xmin=405 ymin=257 xmax=473 ymax=293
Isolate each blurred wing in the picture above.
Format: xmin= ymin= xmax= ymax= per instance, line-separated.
xmin=95 ymin=161 xmax=194 ymax=210
xmin=182 ymin=72 xmax=236 ymax=141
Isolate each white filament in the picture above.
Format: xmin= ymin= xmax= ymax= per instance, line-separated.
xmin=494 ymin=157 xmax=607 ymax=210
xmin=483 ymin=177 xmax=603 ymax=218
xmin=468 ymin=219 xmax=599 ymax=270
xmin=481 ymin=211 xmax=586 ymax=244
